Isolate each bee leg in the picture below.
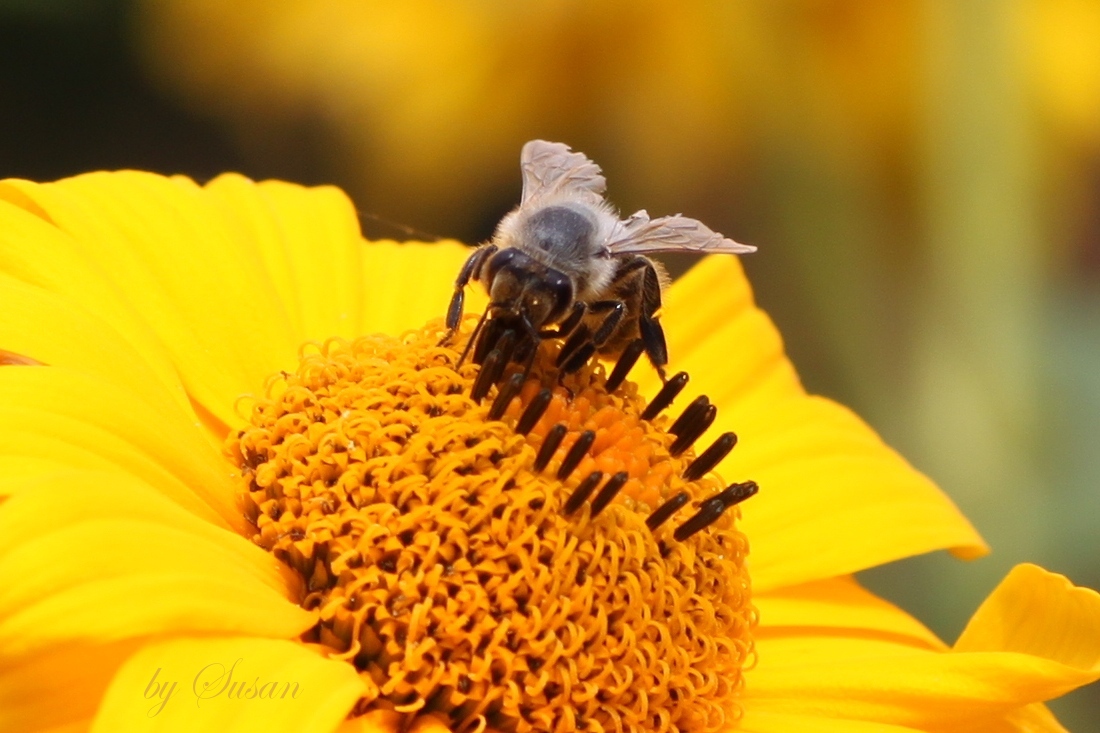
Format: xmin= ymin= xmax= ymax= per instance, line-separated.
xmin=558 ymin=300 xmax=625 ymax=375
xmin=442 ymin=244 xmax=498 ymax=345
xmin=511 ymin=313 xmax=547 ymax=384
xmin=539 ymin=301 xmax=586 ymax=340
xmin=517 ymin=337 xmax=541 ymax=384
xmin=511 ymin=330 xmax=536 ymax=366
xmin=635 ymin=259 xmax=669 ymax=382
xmin=559 ymin=342 xmax=598 ymax=377
xmin=588 ymin=300 xmax=626 ymax=347
xmin=472 ymin=314 xmax=509 ymax=364
xmin=639 ymin=314 xmax=669 ymax=383
xmin=555 ymin=323 xmax=591 ymax=368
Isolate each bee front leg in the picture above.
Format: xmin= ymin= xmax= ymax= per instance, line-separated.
xmin=442 ymin=244 xmax=498 ymax=344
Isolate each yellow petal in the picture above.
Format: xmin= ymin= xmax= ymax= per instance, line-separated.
xmin=0 ymin=405 xmax=224 ymax=528
xmin=0 ymin=365 xmax=241 ymax=529
xmin=639 ymin=254 xmax=801 ymax=416
xmin=0 ymin=471 xmax=285 ymax=589
xmin=977 ymin=703 xmax=1068 ymax=733
xmin=0 ymin=640 xmax=142 ymax=733
xmin=0 ymin=472 xmax=311 ymax=658
xmin=745 ymin=634 xmax=1095 ymax=728
xmin=739 ymin=710 xmax=925 ymax=732
xmin=91 ymin=637 xmax=365 ymax=733
xmin=358 ymin=240 xmax=487 ymax=336
xmin=736 ymin=395 xmax=986 ymax=592
xmin=203 ymin=174 xmax=365 ymax=341
xmin=1 ymin=172 xmax=301 ymax=429
xmin=0 ymin=572 xmax=310 ymax=660
xmin=956 ymin=564 xmax=1100 ymax=669
xmin=0 ymin=456 xmax=76 ymax=496
xmin=0 ymin=272 xmax=190 ymax=416
xmin=0 ymin=189 xmax=210 ymax=440
xmin=648 ymin=255 xmax=987 ymax=591
xmin=952 ymin=563 xmax=1100 ymax=732
xmin=754 ymin=575 xmax=945 ymax=649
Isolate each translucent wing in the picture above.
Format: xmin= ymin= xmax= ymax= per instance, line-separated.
xmin=520 ymin=140 xmax=607 ymax=203
xmin=607 ymin=210 xmax=756 ymax=255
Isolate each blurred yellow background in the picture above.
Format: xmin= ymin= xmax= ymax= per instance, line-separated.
xmin=3 ymin=0 xmax=1098 ymax=726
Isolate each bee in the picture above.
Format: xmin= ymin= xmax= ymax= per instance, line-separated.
xmin=444 ymin=140 xmax=755 ymax=382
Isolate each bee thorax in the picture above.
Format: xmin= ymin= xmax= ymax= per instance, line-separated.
xmin=524 ymin=205 xmax=596 ymax=260
xmin=508 ymin=202 xmax=616 ymax=297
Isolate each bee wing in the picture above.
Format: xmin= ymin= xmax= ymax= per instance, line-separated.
xmin=520 ymin=140 xmax=607 ymax=203
xmin=607 ymin=210 xmax=756 ymax=255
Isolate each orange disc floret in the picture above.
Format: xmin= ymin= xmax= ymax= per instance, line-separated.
xmin=226 ymin=321 xmax=755 ymax=733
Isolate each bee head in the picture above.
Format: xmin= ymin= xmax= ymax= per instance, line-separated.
xmin=486 ymin=248 xmax=574 ymax=330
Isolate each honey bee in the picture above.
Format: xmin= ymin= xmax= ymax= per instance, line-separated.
xmin=444 ymin=140 xmax=754 ymax=381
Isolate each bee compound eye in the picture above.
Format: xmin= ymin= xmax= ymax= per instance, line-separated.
xmin=545 ymin=270 xmax=574 ymax=317
xmin=486 ymin=248 xmax=520 ymax=281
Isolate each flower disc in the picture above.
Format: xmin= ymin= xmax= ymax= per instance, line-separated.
xmin=229 ymin=322 xmax=755 ymax=733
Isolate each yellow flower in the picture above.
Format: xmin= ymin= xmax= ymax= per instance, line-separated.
xmin=133 ymin=0 xmax=920 ymax=231
xmin=0 ymin=171 xmax=1097 ymax=732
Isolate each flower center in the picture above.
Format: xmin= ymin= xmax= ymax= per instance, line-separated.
xmin=227 ymin=322 xmax=756 ymax=733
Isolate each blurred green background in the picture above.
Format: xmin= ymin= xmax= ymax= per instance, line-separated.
xmin=2 ymin=0 xmax=1097 ymax=727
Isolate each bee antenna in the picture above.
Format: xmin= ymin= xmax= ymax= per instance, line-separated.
xmin=356 ymin=210 xmax=448 ymax=242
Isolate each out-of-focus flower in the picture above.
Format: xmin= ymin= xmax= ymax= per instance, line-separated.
xmin=133 ymin=1 xmax=927 ymax=233
xmin=1023 ymin=0 xmax=1100 ymax=149
xmin=0 ymin=171 xmax=1096 ymax=731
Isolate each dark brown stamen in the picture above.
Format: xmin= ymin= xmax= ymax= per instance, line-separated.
xmin=605 ymin=339 xmax=645 ymax=393
xmin=470 ymin=348 xmax=504 ymax=402
xmin=563 ymin=471 xmax=603 ymax=516
xmin=682 ymin=432 xmax=738 ymax=481
xmin=641 ymin=371 xmax=689 ymax=420
xmin=669 ymin=404 xmax=717 ymax=457
xmin=533 ymin=423 xmax=568 ymax=472
xmin=488 ymin=372 xmax=526 ymax=421
xmin=646 ymin=491 xmax=690 ymax=531
xmin=589 ymin=471 xmax=630 ymax=517
xmin=715 ymin=480 xmax=758 ymax=507
xmin=556 ymin=430 xmax=596 ymax=481
xmin=668 ymin=395 xmax=710 ymax=436
xmin=673 ymin=481 xmax=759 ymax=541
xmin=515 ymin=389 xmax=553 ymax=435
xmin=673 ymin=500 xmax=724 ymax=542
